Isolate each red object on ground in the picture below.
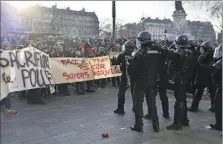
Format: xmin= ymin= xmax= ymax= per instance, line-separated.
xmin=102 ymin=132 xmax=109 ymax=137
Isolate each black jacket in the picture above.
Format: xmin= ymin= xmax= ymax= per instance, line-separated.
xmin=116 ymin=53 xmax=126 ymax=75
xmin=156 ymin=47 xmax=195 ymax=85
xmin=211 ymin=59 xmax=222 ymax=86
xmin=129 ymin=48 xmax=161 ymax=86
xmin=195 ymin=50 xmax=214 ymax=85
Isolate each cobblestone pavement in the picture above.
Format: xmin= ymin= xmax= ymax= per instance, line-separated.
xmin=1 ymin=86 xmax=222 ymax=144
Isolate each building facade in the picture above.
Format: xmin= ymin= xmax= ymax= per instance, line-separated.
xmin=118 ymin=17 xmax=216 ymax=41
xmin=1 ymin=4 xmax=100 ymax=38
xmin=141 ymin=17 xmax=173 ymax=40
xmin=217 ymin=31 xmax=222 ymax=44
xmin=187 ymin=21 xmax=216 ymax=41
xmin=118 ymin=23 xmax=141 ymax=38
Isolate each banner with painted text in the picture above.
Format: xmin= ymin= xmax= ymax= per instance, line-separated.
xmin=50 ymin=56 xmax=121 ymax=84
xmin=0 ymin=46 xmax=55 ymax=100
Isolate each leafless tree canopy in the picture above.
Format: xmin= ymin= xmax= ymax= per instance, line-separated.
xmin=187 ymin=1 xmax=222 ymax=31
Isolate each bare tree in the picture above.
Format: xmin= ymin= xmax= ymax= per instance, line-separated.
xmin=99 ymin=18 xmax=123 ymax=36
xmin=187 ymin=1 xmax=222 ymax=31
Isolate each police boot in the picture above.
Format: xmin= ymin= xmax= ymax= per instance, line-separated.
xmin=144 ymin=105 xmax=152 ymax=120
xmin=210 ymin=124 xmax=222 ymax=131
xmin=152 ymin=121 xmax=159 ymax=132
xmin=162 ymin=101 xmax=170 ymax=119
xmin=188 ymin=101 xmax=199 ymax=112
xmin=167 ymin=109 xmax=182 ymax=130
xmin=167 ymin=103 xmax=182 ymax=130
xmin=209 ymin=106 xmax=215 ymax=113
xmin=167 ymin=123 xmax=182 ymax=130
xmin=183 ymin=104 xmax=190 ymax=126
xmin=114 ymin=109 xmax=125 ymax=114
xmin=143 ymin=114 xmax=151 ymax=120
xmin=130 ymin=115 xmax=143 ymax=132
xmin=114 ymin=103 xmax=125 ymax=114
xmin=182 ymin=113 xmax=190 ymax=127
xmin=130 ymin=126 xmax=143 ymax=132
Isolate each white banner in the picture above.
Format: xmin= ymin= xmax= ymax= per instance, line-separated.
xmin=0 ymin=46 xmax=55 ymax=100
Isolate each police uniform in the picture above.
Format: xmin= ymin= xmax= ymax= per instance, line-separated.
xmin=210 ymin=59 xmax=222 ymax=131
xmin=188 ymin=41 xmax=216 ymax=112
xmin=144 ymin=52 xmax=170 ymax=119
xmin=155 ymin=35 xmax=195 ymax=130
xmin=209 ymin=44 xmax=222 ymax=131
xmin=129 ymin=31 xmax=159 ymax=133
xmin=114 ymin=40 xmax=135 ymax=114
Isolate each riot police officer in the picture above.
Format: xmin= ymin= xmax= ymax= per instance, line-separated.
xmin=113 ymin=40 xmax=135 ymax=115
xmin=188 ymin=41 xmax=215 ymax=112
xmin=129 ymin=31 xmax=160 ymax=132
xmin=209 ymin=44 xmax=222 ymax=131
xmin=154 ymin=35 xmax=195 ymax=130
xmin=144 ymin=49 xmax=170 ymax=119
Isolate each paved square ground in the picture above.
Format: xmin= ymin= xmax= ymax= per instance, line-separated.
xmin=1 ymin=86 xmax=222 ymax=144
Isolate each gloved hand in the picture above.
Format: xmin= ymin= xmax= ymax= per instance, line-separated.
xmin=150 ymin=42 xmax=162 ymax=51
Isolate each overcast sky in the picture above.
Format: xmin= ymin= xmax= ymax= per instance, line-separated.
xmin=7 ymin=1 xmax=220 ymax=31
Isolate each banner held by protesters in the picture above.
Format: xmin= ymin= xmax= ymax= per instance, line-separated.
xmin=50 ymin=56 xmax=121 ymax=84
xmin=0 ymin=46 xmax=55 ymax=100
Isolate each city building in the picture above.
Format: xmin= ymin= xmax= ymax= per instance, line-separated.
xmin=217 ymin=31 xmax=222 ymax=44
xmin=140 ymin=17 xmax=173 ymax=40
xmin=1 ymin=3 xmax=100 ymax=38
xmin=118 ymin=23 xmax=141 ymax=38
xmin=187 ymin=21 xmax=216 ymax=41
xmin=118 ymin=17 xmax=216 ymax=41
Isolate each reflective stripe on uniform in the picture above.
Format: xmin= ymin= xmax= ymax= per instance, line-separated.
xmin=147 ymin=50 xmax=160 ymax=54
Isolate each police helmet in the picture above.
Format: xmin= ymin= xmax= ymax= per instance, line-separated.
xmin=201 ymin=41 xmax=213 ymax=52
xmin=213 ymin=44 xmax=222 ymax=59
xmin=137 ymin=31 xmax=152 ymax=45
xmin=174 ymin=35 xmax=189 ymax=48
xmin=122 ymin=40 xmax=135 ymax=55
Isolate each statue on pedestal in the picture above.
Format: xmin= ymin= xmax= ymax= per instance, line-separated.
xmin=174 ymin=1 xmax=185 ymax=13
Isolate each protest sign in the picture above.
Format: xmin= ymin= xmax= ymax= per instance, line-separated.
xmin=50 ymin=56 xmax=121 ymax=84
xmin=0 ymin=46 xmax=55 ymax=100
xmin=0 ymin=48 xmax=122 ymax=100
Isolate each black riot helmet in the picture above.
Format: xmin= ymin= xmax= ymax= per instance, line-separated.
xmin=136 ymin=31 xmax=153 ymax=47
xmin=201 ymin=41 xmax=213 ymax=52
xmin=122 ymin=40 xmax=135 ymax=55
xmin=174 ymin=35 xmax=189 ymax=49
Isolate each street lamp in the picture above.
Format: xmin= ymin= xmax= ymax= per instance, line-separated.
xmin=112 ymin=1 xmax=116 ymax=46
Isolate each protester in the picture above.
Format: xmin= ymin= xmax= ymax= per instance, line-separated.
xmin=1 ymin=94 xmax=17 ymax=114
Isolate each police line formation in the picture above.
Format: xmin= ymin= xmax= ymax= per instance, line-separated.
xmin=1 ymin=31 xmax=222 ymax=133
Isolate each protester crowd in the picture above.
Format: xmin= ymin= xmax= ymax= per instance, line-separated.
xmin=0 ymin=35 xmax=132 ymax=113
xmin=1 ymin=33 xmax=221 ymax=134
